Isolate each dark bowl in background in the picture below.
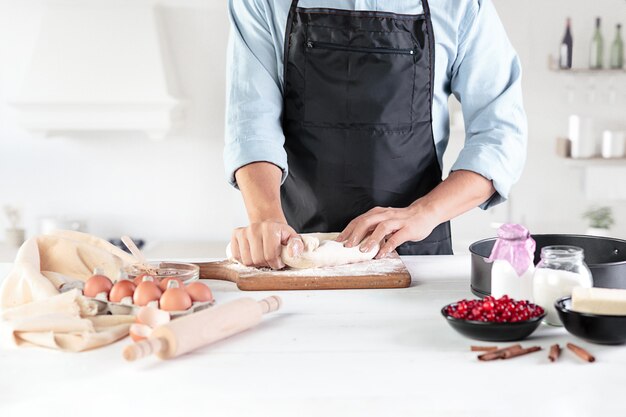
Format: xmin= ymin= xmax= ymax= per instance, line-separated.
xmin=555 ymin=296 xmax=626 ymax=345
xmin=469 ymin=234 xmax=626 ymax=297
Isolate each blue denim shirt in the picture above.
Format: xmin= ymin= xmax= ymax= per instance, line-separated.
xmin=224 ymin=0 xmax=527 ymax=208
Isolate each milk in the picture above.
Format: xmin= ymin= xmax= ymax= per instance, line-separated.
xmin=533 ymin=268 xmax=593 ymax=325
xmin=487 ymin=224 xmax=536 ymax=302
xmin=491 ymin=260 xmax=535 ymax=301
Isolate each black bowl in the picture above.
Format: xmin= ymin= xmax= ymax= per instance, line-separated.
xmin=470 ymin=234 xmax=626 ymax=297
xmin=555 ymin=296 xmax=626 ymax=345
xmin=441 ymin=303 xmax=546 ymax=342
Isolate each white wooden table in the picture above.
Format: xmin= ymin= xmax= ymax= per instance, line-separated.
xmin=1 ymin=256 xmax=624 ymax=417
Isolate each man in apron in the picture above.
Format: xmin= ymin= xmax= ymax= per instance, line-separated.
xmin=225 ymin=0 xmax=527 ymax=268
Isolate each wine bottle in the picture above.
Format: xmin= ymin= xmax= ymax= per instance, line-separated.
xmin=610 ymin=24 xmax=624 ymax=69
xmin=589 ymin=17 xmax=604 ymax=69
xmin=559 ymin=18 xmax=573 ymax=69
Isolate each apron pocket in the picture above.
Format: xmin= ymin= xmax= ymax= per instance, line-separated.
xmin=304 ymin=39 xmax=416 ymax=127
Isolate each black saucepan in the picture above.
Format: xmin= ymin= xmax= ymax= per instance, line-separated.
xmin=469 ymin=234 xmax=626 ymax=297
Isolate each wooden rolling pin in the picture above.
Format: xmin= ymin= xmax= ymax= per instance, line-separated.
xmin=123 ymin=296 xmax=281 ymax=361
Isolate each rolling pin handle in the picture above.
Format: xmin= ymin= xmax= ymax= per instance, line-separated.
xmin=259 ymin=296 xmax=282 ymax=314
xmin=123 ymin=337 xmax=166 ymax=362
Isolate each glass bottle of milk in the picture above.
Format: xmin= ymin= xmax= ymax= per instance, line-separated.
xmin=488 ymin=224 xmax=536 ymax=301
xmin=533 ymin=246 xmax=593 ymax=326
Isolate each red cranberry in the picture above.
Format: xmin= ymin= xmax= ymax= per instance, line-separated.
xmin=482 ymin=300 xmax=495 ymax=311
xmin=447 ymin=295 xmax=541 ymax=323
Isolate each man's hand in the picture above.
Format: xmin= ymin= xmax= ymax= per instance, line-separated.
xmin=232 ymin=162 xmax=302 ymax=269
xmin=336 ymin=205 xmax=438 ymax=258
xmin=230 ymin=221 xmax=300 ymax=269
xmin=336 ymin=170 xmax=496 ymax=257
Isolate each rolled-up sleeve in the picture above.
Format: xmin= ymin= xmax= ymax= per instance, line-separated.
xmin=224 ymin=0 xmax=287 ymax=188
xmin=450 ymin=0 xmax=528 ymax=209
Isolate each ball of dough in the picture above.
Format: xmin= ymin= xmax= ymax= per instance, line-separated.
xmin=281 ymin=233 xmax=378 ymax=269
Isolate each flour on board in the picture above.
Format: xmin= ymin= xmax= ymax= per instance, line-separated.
xmin=226 ymin=256 xmax=404 ymax=277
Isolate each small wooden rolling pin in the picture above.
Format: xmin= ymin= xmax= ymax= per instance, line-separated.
xmin=123 ymin=296 xmax=282 ymax=361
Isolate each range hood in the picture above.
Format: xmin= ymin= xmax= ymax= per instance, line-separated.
xmin=11 ymin=1 xmax=180 ymax=140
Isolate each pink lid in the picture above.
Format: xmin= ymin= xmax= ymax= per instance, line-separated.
xmin=487 ymin=224 xmax=536 ymax=276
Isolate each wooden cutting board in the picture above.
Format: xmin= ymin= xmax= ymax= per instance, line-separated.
xmin=193 ymin=254 xmax=411 ymax=291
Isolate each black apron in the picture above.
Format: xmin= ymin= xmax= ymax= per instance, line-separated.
xmin=281 ymin=0 xmax=452 ymax=255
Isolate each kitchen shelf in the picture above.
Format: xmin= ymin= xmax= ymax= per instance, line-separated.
xmin=562 ymin=157 xmax=626 ymax=167
xmin=548 ymin=65 xmax=626 ymax=75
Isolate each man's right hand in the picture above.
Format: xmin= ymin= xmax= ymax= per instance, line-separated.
xmin=232 ymin=162 xmax=300 ymax=269
xmin=230 ymin=221 xmax=301 ymax=270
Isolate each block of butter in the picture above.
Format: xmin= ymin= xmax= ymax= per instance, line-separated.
xmin=572 ymin=287 xmax=626 ymax=316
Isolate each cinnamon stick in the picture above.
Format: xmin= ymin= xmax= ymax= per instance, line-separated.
xmin=477 ymin=344 xmax=522 ymax=361
xmin=548 ymin=344 xmax=561 ymax=362
xmin=502 ymin=346 xmax=541 ymax=360
xmin=471 ymin=346 xmax=498 ymax=352
xmin=567 ymin=343 xmax=595 ymax=363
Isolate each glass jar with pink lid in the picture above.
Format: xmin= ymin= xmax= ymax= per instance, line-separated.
xmin=488 ymin=224 xmax=536 ymax=301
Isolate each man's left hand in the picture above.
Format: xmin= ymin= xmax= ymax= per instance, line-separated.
xmin=335 ymin=204 xmax=439 ymax=258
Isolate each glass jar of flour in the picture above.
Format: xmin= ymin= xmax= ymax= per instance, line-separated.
xmin=533 ymin=246 xmax=593 ymax=326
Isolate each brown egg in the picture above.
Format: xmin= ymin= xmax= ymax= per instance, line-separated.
xmin=133 ymin=281 xmax=163 ymax=306
xmin=133 ymin=273 xmax=154 ymax=286
xmin=160 ymin=284 xmax=192 ymax=311
xmin=186 ymin=282 xmax=213 ymax=303
xmin=84 ymin=275 xmax=113 ymax=298
xmin=109 ymin=280 xmax=137 ymax=303
xmin=159 ymin=277 xmax=184 ymax=292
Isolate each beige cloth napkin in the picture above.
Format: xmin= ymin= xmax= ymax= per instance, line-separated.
xmin=0 ymin=230 xmax=137 ymax=351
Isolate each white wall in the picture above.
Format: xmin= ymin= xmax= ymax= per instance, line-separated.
xmin=494 ymin=0 xmax=626 ymax=235
xmin=0 ymin=0 xmax=625 ymax=250
xmin=0 ymin=0 xmax=248 ymax=243
xmin=447 ymin=0 xmax=626 ymax=251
